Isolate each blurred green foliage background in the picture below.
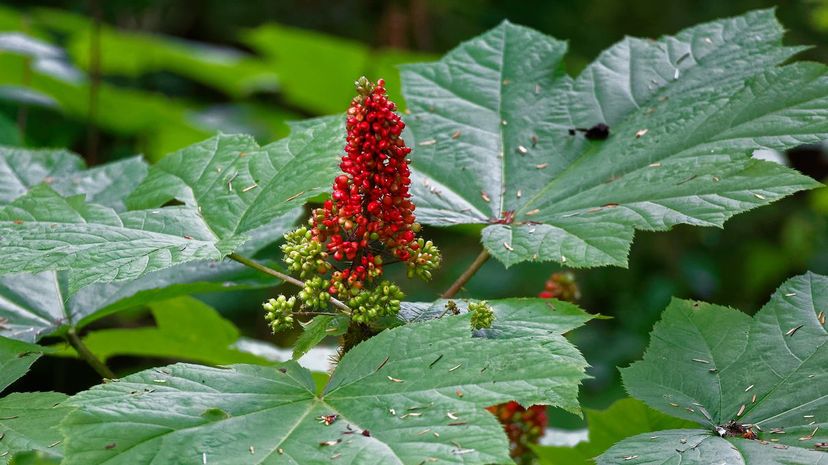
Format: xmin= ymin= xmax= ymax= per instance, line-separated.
xmin=1 ymin=0 xmax=827 ymax=431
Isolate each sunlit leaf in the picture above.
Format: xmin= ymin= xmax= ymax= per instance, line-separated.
xmin=0 ymin=336 xmax=46 ymax=392
xmin=0 ymin=392 xmax=70 ymax=464
xmin=0 ymin=146 xmax=147 ymax=211
xmin=292 ymin=314 xmax=348 ymax=360
xmin=61 ymin=299 xmax=592 ymax=464
xmin=599 ymin=272 xmax=828 ymax=464
xmin=127 ymin=117 xmax=343 ymax=240
xmin=0 ymin=118 xmax=340 ymax=293
xmin=52 ymin=297 xmax=272 ymax=366
xmin=400 ymin=10 xmax=824 ymax=268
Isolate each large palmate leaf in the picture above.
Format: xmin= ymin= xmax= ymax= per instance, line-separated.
xmin=0 ymin=119 xmax=341 ymax=292
xmin=127 ymin=117 xmax=342 ymax=242
xmin=0 ymin=336 xmax=46 ymax=393
xmin=0 ymin=185 xmax=245 ymax=293
xmin=0 ymin=145 xmax=297 ymax=341
xmin=61 ymin=299 xmax=591 ymax=465
xmin=400 ymin=10 xmax=824 ymax=268
xmin=0 ymin=237 xmax=288 ymax=343
xmin=533 ymin=398 xmax=695 ymax=465
xmin=0 ymin=392 xmax=70 ymax=464
xmin=597 ymin=272 xmax=828 ymax=464
xmin=52 ymin=297 xmax=270 ymax=366
xmin=0 ymin=146 xmax=148 ymax=211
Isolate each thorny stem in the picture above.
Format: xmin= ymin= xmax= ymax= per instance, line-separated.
xmin=227 ymin=253 xmax=352 ymax=315
xmin=66 ymin=328 xmax=115 ymax=379
xmin=441 ymin=248 xmax=491 ymax=298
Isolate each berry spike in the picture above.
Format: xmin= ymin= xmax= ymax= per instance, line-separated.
xmin=266 ymin=77 xmax=441 ymax=327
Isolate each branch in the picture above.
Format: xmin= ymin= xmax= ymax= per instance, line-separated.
xmin=66 ymin=328 xmax=115 ymax=379
xmin=227 ymin=253 xmax=352 ymax=315
xmin=293 ymin=312 xmax=342 ymax=317
xmin=441 ymin=248 xmax=491 ymax=298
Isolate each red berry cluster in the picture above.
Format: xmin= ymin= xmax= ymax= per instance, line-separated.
xmin=486 ymin=402 xmax=548 ymax=464
xmin=486 ymin=272 xmax=581 ymax=463
xmin=538 ymin=271 xmax=580 ymax=301
xmin=311 ymin=77 xmax=426 ymax=295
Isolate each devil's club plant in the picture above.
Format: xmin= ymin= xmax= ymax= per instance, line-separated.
xmin=0 ymin=9 xmax=826 ymax=465
xmin=264 ymin=78 xmax=441 ymax=333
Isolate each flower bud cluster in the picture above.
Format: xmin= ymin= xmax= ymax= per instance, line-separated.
xmin=406 ymin=239 xmax=440 ymax=281
xmin=282 ymin=227 xmax=331 ymax=279
xmin=468 ymin=300 xmax=495 ymax=330
xmin=262 ymin=77 xmax=440 ymax=332
xmin=299 ymin=276 xmax=331 ymax=309
xmin=346 ymin=281 xmax=404 ymax=323
xmin=263 ymin=295 xmax=296 ymax=333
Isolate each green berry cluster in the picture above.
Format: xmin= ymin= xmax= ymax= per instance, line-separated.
xmin=347 ymin=281 xmax=404 ymax=323
xmin=263 ymin=295 xmax=296 ymax=333
xmin=469 ymin=300 xmax=495 ymax=330
xmin=298 ymin=276 xmax=331 ymax=310
xmin=281 ymin=227 xmax=331 ymax=279
xmin=406 ymin=238 xmax=441 ymax=281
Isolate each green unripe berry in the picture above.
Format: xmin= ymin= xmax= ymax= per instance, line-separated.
xmin=469 ymin=300 xmax=495 ymax=330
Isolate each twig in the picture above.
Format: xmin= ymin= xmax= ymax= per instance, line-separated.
xmin=441 ymin=248 xmax=490 ymax=298
xmin=227 ymin=253 xmax=352 ymax=315
xmin=293 ymin=312 xmax=342 ymax=317
xmin=66 ymin=328 xmax=115 ymax=379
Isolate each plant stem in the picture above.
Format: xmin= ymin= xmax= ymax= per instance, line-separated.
xmin=293 ymin=312 xmax=341 ymax=317
xmin=441 ymin=248 xmax=490 ymax=298
xmin=66 ymin=328 xmax=115 ymax=379
xmin=227 ymin=253 xmax=352 ymax=315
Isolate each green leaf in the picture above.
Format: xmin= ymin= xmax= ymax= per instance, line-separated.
xmin=0 ymin=52 xmax=212 ymax=161
xmin=25 ymin=7 xmax=278 ymax=97
xmin=0 ymin=113 xmax=20 ymax=146
xmin=127 ymin=117 xmax=343 ymax=241
xmin=61 ymin=299 xmax=592 ymax=464
xmin=0 ymin=146 xmax=148 ymax=210
xmin=0 ymin=336 xmax=46 ymax=393
xmin=397 ymin=297 xmax=593 ymax=334
xmin=0 ymin=32 xmax=60 ymax=60
xmin=400 ymin=11 xmax=824 ymax=267
xmin=599 ymin=272 xmax=828 ymax=464
xmin=533 ymin=398 xmax=695 ymax=465
xmin=241 ymin=22 xmax=436 ymax=113
xmin=0 ymin=147 xmax=84 ymax=204
xmin=67 ymin=26 xmax=278 ymax=98
xmin=0 ymin=118 xmax=333 ymax=292
xmin=52 ymin=297 xmax=271 ymax=366
xmin=0 ymin=185 xmax=245 ymax=293
xmin=0 ymin=255 xmax=286 ymax=343
xmin=0 ymin=142 xmax=298 ymax=341
xmin=597 ymin=430 xmax=825 ymax=465
xmin=8 ymin=451 xmax=62 ymax=465
xmin=292 ymin=315 xmax=348 ymax=360
xmin=0 ymin=85 xmax=59 ymax=109
xmin=0 ymin=392 xmax=70 ymax=464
